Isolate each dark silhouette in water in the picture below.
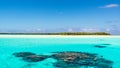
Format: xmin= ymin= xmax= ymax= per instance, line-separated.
xmin=94 ymin=45 xmax=107 ymax=48
xmin=51 ymin=51 xmax=113 ymax=68
xmin=13 ymin=52 xmax=48 ymax=62
xmin=13 ymin=51 xmax=113 ymax=68
xmin=13 ymin=52 xmax=36 ymax=57
xmin=22 ymin=55 xmax=48 ymax=62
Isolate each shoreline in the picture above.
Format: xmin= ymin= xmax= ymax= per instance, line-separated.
xmin=0 ymin=35 xmax=120 ymax=38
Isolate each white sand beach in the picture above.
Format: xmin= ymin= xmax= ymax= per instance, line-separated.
xmin=0 ymin=35 xmax=120 ymax=38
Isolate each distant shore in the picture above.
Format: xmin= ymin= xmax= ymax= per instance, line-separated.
xmin=0 ymin=35 xmax=120 ymax=38
xmin=0 ymin=32 xmax=110 ymax=35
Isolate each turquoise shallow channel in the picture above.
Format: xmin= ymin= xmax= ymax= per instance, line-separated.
xmin=0 ymin=37 xmax=120 ymax=68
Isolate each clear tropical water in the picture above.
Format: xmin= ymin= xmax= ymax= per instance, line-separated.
xmin=0 ymin=37 xmax=120 ymax=68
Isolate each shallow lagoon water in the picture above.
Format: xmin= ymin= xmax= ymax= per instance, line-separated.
xmin=0 ymin=37 xmax=120 ymax=68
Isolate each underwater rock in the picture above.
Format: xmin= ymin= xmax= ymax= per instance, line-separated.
xmin=21 ymin=63 xmax=36 ymax=68
xmin=13 ymin=52 xmax=49 ymax=62
xmin=52 ymin=51 xmax=97 ymax=67
xmin=52 ymin=51 xmax=113 ymax=68
xmin=95 ymin=58 xmax=113 ymax=68
xmin=52 ymin=51 xmax=97 ymax=60
xmin=102 ymin=44 xmax=111 ymax=45
xmin=13 ymin=51 xmax=113 ymax=68
xmin=13 ymin=52 xmax=36 ymax=57
xmin=22 ymin=55 xmax=48 ymax=62
xmin=94 ymin=45 xmax=107 ymax=48
xmin=53 ymin=60 xmax=80 ymax=68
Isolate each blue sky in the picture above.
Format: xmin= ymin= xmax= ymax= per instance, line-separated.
xmin=0 ymin=0 xmax=120 ymax=34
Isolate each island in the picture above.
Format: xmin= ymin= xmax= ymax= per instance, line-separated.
xmin=0 ymin=32 xmax=110 ymax=35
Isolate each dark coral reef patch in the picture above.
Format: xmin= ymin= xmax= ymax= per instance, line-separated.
xmin=94 ymin=45 xmax=107 ymax=48
xmin=13 ymin=51 xmax=113 ymax=68
xmin=13 ymin=52 xmax=36 ymax=57
xmin=13 ymin=52 xmax=48 ymax=62
xmin=51 ymin=51 xmax=113 ymax=68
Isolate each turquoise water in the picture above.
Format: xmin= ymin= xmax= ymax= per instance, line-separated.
xmin=0 ymin=37 xmax=120 ymax=68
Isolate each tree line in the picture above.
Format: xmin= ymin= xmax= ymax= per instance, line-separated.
xmin=0 ymin=32 xmax=110 ymax=35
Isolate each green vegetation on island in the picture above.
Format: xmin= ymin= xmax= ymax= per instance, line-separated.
xmin=51 ymin=32 xmax=110 ymax=35
xmin=0 ymin=32 xmax=110 ymax=35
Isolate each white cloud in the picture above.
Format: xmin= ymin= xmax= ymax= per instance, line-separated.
xmin=25 ymin=28 xmax=46 ymax=33
xmin=68 ymin=28 xmax=73 ymax=32
xmin=105 ymin=28 xmax=111 ymax=32
xmin=36 ymin=28 xmax=42 ymax=31
xmin=100 ymin=4 xmax=119 ymax=8
xmin=81 ymin=28 xmax=100 ymax=32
